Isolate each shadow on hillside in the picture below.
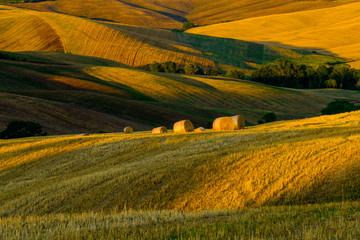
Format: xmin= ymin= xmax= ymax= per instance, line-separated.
xmin=268 ymin=158 xmax=360 ymax=207
xmin=116 ymin=0 xmax=187 ymax=22
xmin=260 ymin=41 xmax=337 ymax=57
xmin=162 ymin=125 xmax=360 ymax=210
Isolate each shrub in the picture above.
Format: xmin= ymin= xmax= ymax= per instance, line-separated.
xmin=321 ymin=100 xmax=359 ymax=115
xmin=0 ymin=120 xmax=47 ymax=139
xmin=149 ymin=62 xmax=163 ymax=72
xmin=208 ymin=67 xmax=221 ymax=76
xmin=262 ymin=112 xmax=277 ymax=123
xmin=182 ymin=22 xmax=195 ymax=31
xmin=184 ymin=63 xmax=198 ymax=75
xmin=196 ymin=66 xmax=205 ymax=75
xmin=257 ymin=119 xmax=265 ymax=124
xmin=257 ymin=112 xmax=277 ymax=124
xmin=161 ymin=61 xmax=177 ymax=73
xmin=324 ymin=79 xmax=337 ymax=88
xmin=226 ymin=69 xmax=245 ymax=79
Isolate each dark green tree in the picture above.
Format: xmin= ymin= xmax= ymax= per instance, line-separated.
xmin=208 ymin=67 xmax=221 ymax=76
xmin=161 ymin=61 xmax=177 ymax=73
xmin=262 ymin=112 xmax=277 ymax=123
xmin=182 ymin=22 xmax=195 ymax=31
xmin=316 ymin=65 xmax=331 ymax=88
xmin=330 ymin=65 xmax=358 ymax=89
xmin=149 ymin=62 xmax=164 ymax=72
xmin=321 ymin=100 xmax=359 ymax=115
xmin=226 ymin=69 xmax=245 ymax=79
xmin=0 ymin=120 xmax=47 ymax=139
xmin=184 ymin=63 xmax=198 ymax=75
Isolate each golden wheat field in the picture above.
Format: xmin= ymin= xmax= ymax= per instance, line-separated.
xmin=12 ymin=0 xmax=350 ymax=28
xmin=1 ymin=111 xmax=360 ymax=214
xmin=189 ymin=1 xmax=360 ymax=68
xmin=0 ymin=6 xmax=214 ymax=68
xmin=0 ymin=111 xmax=360 ymax=238
xmin=1 ymin=50 xmax=360 ymax=133
xmin=1 ymin=1 xmax=360 ymax=238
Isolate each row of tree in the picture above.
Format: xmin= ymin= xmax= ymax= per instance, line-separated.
xmin=147 ymin=61 xmax=245 ymax=79
xmin=251 ymin=59 xmax=360 ymax=89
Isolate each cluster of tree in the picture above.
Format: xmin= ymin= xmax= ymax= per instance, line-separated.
xmin=257 ymin=112 xmax=277 ymax=124
xmin=148 ymin=61 xmax=245 ymax=79
xmin=251 ymin=59 xmax=360 ymax=90
xmin=321 ymin=100 xmax=360 ymax=115
xmin=0 ymin=120 xmax=47 ymax=139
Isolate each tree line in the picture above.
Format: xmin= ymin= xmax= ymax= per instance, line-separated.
xmin=147 ymin=61 xmax=245 ymax=79
xmin=251 ymin=59 xmax=360 ymax=90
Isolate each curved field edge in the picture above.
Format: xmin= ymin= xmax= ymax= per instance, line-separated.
xmin=0 ymin=111 xmax=359 ymax=216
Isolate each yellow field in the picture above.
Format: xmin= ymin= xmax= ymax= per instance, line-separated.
xmin=0 ymin=6 xmax=214 ymax=68
xmin=188 ymin=1 xmax=360 ymax=68
xmin=12 ymin=0 xmax=351 ymax=28
xmin=84 ymin=65 xmax=330 ymax=116
xmin=1 ymin=110 xmax=359 ymax=217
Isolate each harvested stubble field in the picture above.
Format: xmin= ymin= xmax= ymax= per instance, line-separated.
xmin=188 ymin=1 xmax=360 ymax=68
xmin=1 ymin=50 xmax=360 ymax=134
xmin=0 ymin=5 xmax=345 ymax=70
xmin=6 ymin=0 xmax=352 ymax=28
xmin=0 ymin=111 xmax=360 ymax=239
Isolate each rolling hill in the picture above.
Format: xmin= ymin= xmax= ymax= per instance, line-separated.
xmin=1 ymin=5 xmax=345 ymax=71
xmin=1 ymin=50 xmax=360 ymax=134
xmin=6 ymin=0 xmax=353 ymax=28
xmin=188 ymin=1 xmax=360 ymax=68
xmin=1 ymin=110 xmax=359 ymax=217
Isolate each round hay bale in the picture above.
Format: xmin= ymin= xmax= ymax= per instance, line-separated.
xmin=231 ymin=115 xmax=245 ymax=130
xmin=124 ymin=126 xmax=133 ymax=134
xmin=152 ymin=126 xmax=167 ymax=134
xmin=194 ymin=127 xmax=205 ymax=132
xmin=173 ymin=120 xmax=194 ymax=133
xmin=213 ymin=117 xmax=235 ymax=131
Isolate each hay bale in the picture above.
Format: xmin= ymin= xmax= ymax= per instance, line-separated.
xmin=194 ymin=127 xmax=205 ymax=132
xmin=124 ymin=126 xmax=133 ymax=134
xmin=152 ymin=126 xmax=167 ymax=134
xmin=173 ymin=120 xmax=194 ymax=133
xmin=231 ymin=115 xmax=245 ymax=130
xmin=212 ymin=117 xmax=235 ymax=131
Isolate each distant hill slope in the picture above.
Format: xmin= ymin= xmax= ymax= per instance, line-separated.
xmin=1 ymin=110 xmax=359 ymax=216
xmin=188 ymin=1 xmax=360 ymax=68
xmin=6 ymin=0 xmax=352 ymax=28
xmin=0 ymin=6 xmax=345 ymax=70
xmin=1 ymin=50 xmax=360 ymax=134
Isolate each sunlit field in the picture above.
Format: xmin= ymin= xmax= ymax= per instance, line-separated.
xmin=8 ymin=0 xmax=350 ymax=28
xmin=189 ymin=1 xmax=360 ymax=68
xmin=0 ymin=111 xmax=360 ymax=238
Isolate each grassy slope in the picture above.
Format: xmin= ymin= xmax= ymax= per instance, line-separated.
xmin=2 ymin=51 xmax=360 ymax=132
xmin=188 ymin=1 xmax=360 ymax=68
xmin=1 ymin=202 xmax=360 ymax=239
xmin=0 ymin=110 xmax=360 ymax=218
xmin=8 ymin=0 xmax=352 ymax=28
